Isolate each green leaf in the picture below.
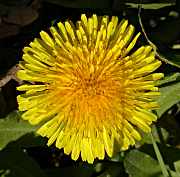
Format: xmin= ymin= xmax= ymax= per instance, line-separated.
xmin=124 ymin=150 xmax=163 ymax=177
xmin=125 ymin=0 xmax=175 ymax=2
xmin=5 ymin=133 xmax=46 ymax=149
xmin=0 ymin=111 xmax=38 ymax=150
xmin=97 ymin=162 xmax=125 ymax=177
xmin=0 ymin=148 xmax=47 ymax=177
xmin=45 ymin=162 xmax=125 ymax=177
xmin=0 ymin=169 xmax=11 ymax=177
xmin=140 ymin=125 xmax=169 ymax=145
xmin=45 ymin=165 xmax=94 ymax=177
xmin=140 ymin=144 xmax=180 ymax=170
xmin=156 ymin=82 xmax=180 ymax=117
xmin=125 ymin=3 xmax=175 ymax=9
xmin=155 ymin=73 xmax=180 ymax=86
xmin=174 ymin=160 xmax=180 ymax=177
xmin=170 ymin=170 xmax=180 ymax=177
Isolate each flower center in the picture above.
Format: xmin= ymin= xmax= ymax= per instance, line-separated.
xmin=79 ymin=75 xmax=100 ymax=98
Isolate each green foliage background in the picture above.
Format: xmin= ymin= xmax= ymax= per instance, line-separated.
xmin=0 ymin=0 xmax=180 ymax=177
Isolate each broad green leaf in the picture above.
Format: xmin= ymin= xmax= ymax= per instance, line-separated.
xmin=140 ymin=125 xmax=169 ymax=145
xmin=0 ymin=111 xmax=38 ymax=150
xmin=45 ymin=166 xmax=94 ymax=177
xmin=156 ymin=82 xmax=180 ymax=117
xmin=5 ymin=133 xmax=46 ymax=149
xmin=125 ymin=0 xmax=175 ymax=2
xmin=0 ymin=148 xmax=47 ymax=177
xmin=170 ymin=171 xmax=180 ymax=177
xmin=110 ymin=152 xmax=125 ymax=162
xmin=125 ymin=3 xmax=175 ymax=9
xmin=96 ymin=162 xmax=125 ymax=177
xmin=140 ymin=144 xmax=180 ymax=170
xmin=124 ymin=150 xmax=163 ymax=177
xmin=174 ymin=160 xmax=180 ymax=177
xmin=45 ymin=162 xmax=125 ymax=177
xmin=0 ymin=169 xmax=10 ymax=177
xmin=155 ymin=73 xmax=180 ymax=86
xmin=139 ymin=144 xmax=180 ymax=177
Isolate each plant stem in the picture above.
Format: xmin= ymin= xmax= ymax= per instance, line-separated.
xmin=151 ymin=132 xmax=169 ymax=177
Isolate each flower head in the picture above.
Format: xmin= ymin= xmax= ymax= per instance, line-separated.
xmin=17 ymin=14 xmax=163 ymax=163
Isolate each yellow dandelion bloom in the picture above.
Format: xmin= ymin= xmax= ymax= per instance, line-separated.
xmin=17 ymin=14 xmax=163 ymax=163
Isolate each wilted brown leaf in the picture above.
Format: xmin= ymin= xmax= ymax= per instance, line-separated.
xmin=3 ymin=7 xmax=39 ymax=26
xmin=0 ymin=23 xmax=19 ymax=39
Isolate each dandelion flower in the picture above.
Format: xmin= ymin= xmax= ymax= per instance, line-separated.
xmin=17 ymin=14 xmax=164 ymax=163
